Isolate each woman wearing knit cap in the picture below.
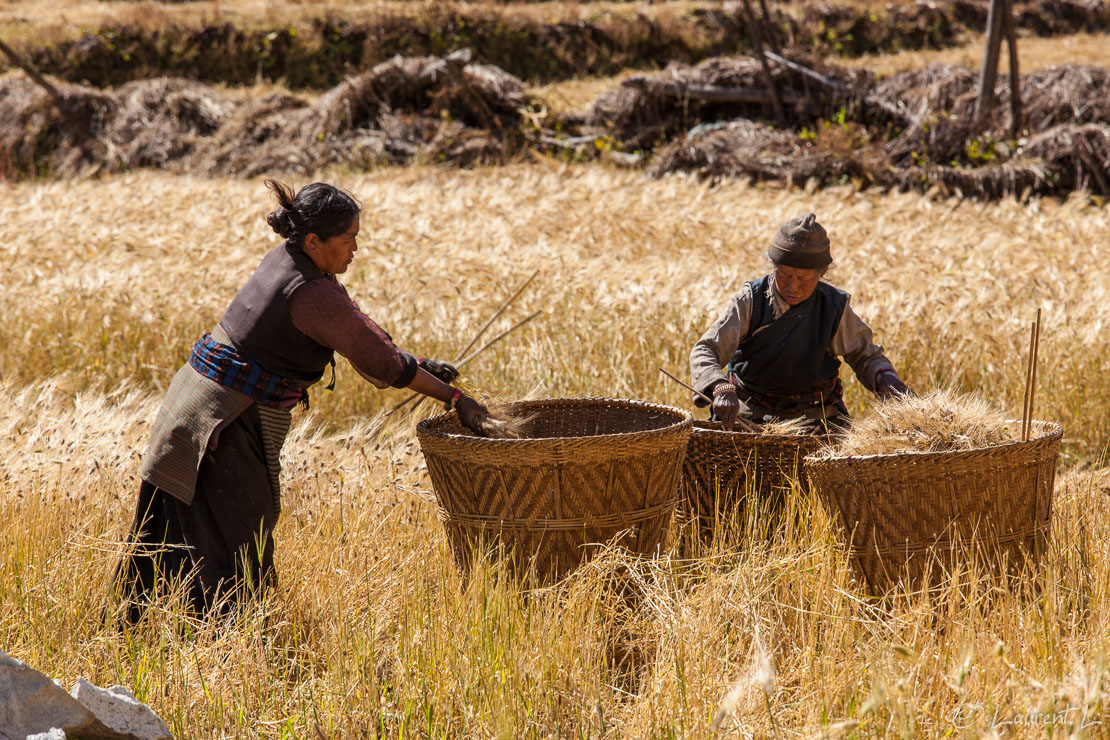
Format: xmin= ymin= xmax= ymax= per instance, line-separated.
xmin=114 ymin=179 xmax=489 ymax=622
xmin=689 ymin=213 xmax=910 ymax=432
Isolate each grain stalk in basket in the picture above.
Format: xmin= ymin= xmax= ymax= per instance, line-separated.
xmin=451 ymin=377 xmax=543 ymax=439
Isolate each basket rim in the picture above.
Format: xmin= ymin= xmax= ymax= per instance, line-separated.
xmin=803 ymin=419 xmax=1062 ymax=466
xmin=416 ymin=396 xmax=693 ymax=445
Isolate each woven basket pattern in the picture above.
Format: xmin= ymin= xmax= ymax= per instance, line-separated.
xmin=680 ymin=421 xmax=822 ymax=536
xmin=804 ymin=421 xmax=1062 ymax=592
xmin=416 ymin=398 xmax=692 ymax=579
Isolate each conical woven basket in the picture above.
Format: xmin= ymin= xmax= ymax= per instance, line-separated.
xmin=804 ymin=420 xmax=1062 ymax=593
xmin=416 ymin=398 xmax=692 ymax=580
xmin=681 ymin=421 xmax=823 ymax=538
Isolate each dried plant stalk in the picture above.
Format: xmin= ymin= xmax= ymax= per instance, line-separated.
xmin=822 ymin=389 xmax=1016 ymax=457
xmin=473 ymin=407 xmax=540 ymax=439
xmin=757 ymin=417 xmax=813 ymax=437
xmin=456 ymin=379 xmax=543 ymax=439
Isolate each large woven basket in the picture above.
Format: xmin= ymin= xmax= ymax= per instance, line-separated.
xmin=416 ymin=398 xmax=693 ymax=580
xmin=681 ymin=421 xmax=823 ymax=537
xmin=804 ymin=421 xmax=1062 ymax=593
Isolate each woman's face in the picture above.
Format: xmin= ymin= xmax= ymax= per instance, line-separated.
xmin=305 ymin=216 xmax=360 ymax=275
xmin=773 ymin=265 xmax=822 ymax=306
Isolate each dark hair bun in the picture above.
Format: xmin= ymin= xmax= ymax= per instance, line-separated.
xmin=266 ymin=207 xmax=295 ymax=239
xmin=264 ymin=178 xmax=360 ymax=248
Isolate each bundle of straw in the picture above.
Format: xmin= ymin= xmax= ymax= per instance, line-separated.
xmin=473 ymin=405 xmax=539 ymax=439
xmin=822 ymin=389 xmax=1015 ymax=457
xmin=757 ymin=417 xmax=814 ymax=437
xmin=455 ymin=379 xmax=542 ymax=440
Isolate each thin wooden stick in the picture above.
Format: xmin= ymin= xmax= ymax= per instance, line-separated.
xmin=455 ymin=310 xmax=542 ymax=368
xmin=1027 ymin=308 xmax=1042 ymax=441
xmin=386 ymin=310 xmax=542 ymax=416
xmin=1021 ymin=318 xmax=1036 ymax=441
xmin=660 ymin=367 xmax=713 ymax=404
xmin=452 ymin=269 xmax=538 ymax=363
xmin=384 ymin=271 xmax=538 ymax=417
xmin=658 ymin=368 xmax=759 ymax=433
xmin=0 ymin=37 xmax=62 ymax=102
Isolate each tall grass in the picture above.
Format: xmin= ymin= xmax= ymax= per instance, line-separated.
xmin=1 ymin=166 xmax=1109 ymax=736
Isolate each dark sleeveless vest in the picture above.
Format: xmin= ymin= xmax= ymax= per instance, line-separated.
xmin=219 ymin=242 xmax=335 ymax=384
xmin=729 ymin=275 xmax=849 ymax=394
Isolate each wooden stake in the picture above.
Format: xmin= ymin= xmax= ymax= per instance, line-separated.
xmin=757 ymin=0 xmax=781 ymax=54
xmin=1021 ymin=310 xmax=1038 ymax=443
xmin=1021 ymin=321 xmax=1034 ymax=439
xmin=740 ymin=0 xmax=785 ymax=126
xmin=975 ymin=0 xmax=1006 ymax=124
xmin=1021 ymin=319 xmax=1036 ymax=441
xmin=1021 ymin=308 xmax=1042 ymax=441
xmin=1003 ymin=0 xmax=1023 ymax=137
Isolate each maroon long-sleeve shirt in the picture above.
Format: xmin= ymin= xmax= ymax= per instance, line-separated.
xmin=288 ymin=276 xmax=418 ymax=389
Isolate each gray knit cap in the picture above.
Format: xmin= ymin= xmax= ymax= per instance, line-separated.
xmin=767 ymin=213 xmax=831 ymax=269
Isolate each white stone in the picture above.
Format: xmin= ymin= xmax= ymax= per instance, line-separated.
xmin=27 ymin=730 xmax=68 ymax=740
xmin=71 ymin=679 xmax=173 ymax=740
xmin=0 ymin=649 xmax=101 ymax=739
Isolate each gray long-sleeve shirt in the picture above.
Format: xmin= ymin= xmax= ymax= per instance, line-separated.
xmin=689 ymin=277 xmax=895 ymax=406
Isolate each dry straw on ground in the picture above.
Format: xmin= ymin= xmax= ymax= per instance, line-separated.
xmin=825 ymin=389 xmax=1017 ymax=457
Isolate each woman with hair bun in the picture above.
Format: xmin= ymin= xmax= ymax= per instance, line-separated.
xmin=114 ymin=179 xmax=487 ymax=621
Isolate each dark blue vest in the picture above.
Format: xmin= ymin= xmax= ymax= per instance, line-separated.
xmin=729 ymin=275 xmax=849 ymax=393
xmin=219 ymin=242 xmax=336 ymax=384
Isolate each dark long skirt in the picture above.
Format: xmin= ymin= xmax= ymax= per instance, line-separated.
xmin=114 ymin=403 xmax=276 ymax=623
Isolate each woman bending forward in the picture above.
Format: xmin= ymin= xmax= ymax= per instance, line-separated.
xmin=115 ymin=180 xmax=487 ymax=621
xmin=689 ymin=213 xmax=910 ymax=433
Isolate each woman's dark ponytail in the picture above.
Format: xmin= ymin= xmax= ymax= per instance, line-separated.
xmin=264 ymin=178 xmax=359 ymax=247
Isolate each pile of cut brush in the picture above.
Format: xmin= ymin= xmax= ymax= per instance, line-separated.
xmin=818 ymin=390 xmax=1017 ymax=458
xmin=0 ymin=51 xmax=534 ymax=178
xmin=590 ymin=53 xmax=1110 ymax=199
xmin=3 ymin=44 xmax=1108 ymax=200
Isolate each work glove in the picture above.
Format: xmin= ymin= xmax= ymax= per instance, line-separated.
xmin=456 ymin=395 xmax=490 ymax=437
xmin=419 ymin=357 xmax=460 ymax=384
xmin=710 ymin=382 xmax=744 ymax=431
xmin=875 ymin=369 xmax=912 ymax=400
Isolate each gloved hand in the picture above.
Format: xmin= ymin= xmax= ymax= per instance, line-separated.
xmin=419 ymin=357 xmax=460 ymax=384
xmin=711 ymin=382 xmax=745 ymax=430
xmin=875 ymin=369 xmax=912 ymax=400
xmin=456 ymin=395 xmax=490 ymax=436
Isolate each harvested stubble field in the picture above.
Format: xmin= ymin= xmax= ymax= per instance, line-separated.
xmin=2 ymin=166 xmax=1110 ymax=737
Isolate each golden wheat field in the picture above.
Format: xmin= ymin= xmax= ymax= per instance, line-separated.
xmin=1 ymin=164 xmax=1109 ymax=738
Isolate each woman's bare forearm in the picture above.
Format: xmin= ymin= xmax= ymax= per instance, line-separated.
xmin=406 ymin=367 xmax=455 ymax=404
